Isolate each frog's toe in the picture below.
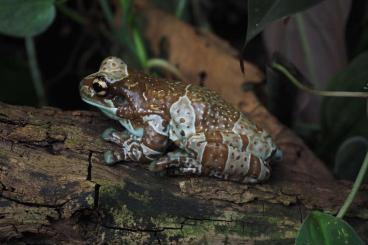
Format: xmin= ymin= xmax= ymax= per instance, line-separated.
xmin=101 ymin=128 xmax=117 ymax=141
xmin=149 ymin=157 xmax=171 ymax=172
xmin=103 ymin=150 xmax=121 ymax=165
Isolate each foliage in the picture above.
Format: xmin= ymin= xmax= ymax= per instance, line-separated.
xmin=246 ymin=0 xmax=324 ymax=44
xmin=321 ymin=51 xmax=368 ymax=165
xmin=295 ymin=211 xmax=364 ymax=245
xmin=0 ymin=0 xmax=55 ymax=37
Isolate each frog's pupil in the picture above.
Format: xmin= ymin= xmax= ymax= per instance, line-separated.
xmin=93 ymin=82 xmax=105 ymax=93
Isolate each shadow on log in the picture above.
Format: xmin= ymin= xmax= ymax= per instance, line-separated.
xmin=0 ymin=102 xmax=367 ymax=244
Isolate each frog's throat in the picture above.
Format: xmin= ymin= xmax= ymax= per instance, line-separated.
xmin=82 ymin=96 xmax=144 ymax=137
xmin=81 ymin=96 xmax=119 ymax=120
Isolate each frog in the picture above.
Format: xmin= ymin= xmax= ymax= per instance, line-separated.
xmin=80 ymin=56 xmax=282 ymax=183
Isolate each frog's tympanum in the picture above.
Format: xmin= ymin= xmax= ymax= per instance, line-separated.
xmin=80 ymin=57 xmax=282 ymax=183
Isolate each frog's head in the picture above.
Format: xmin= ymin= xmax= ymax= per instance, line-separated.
xmin=80 ymin=57 xmax=130 ymax=119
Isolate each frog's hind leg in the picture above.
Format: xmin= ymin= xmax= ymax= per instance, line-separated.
xmin=185 ymin=131 xmax=272 ymax=183
xmin=149 ymin=150 xmax=202 ymax=176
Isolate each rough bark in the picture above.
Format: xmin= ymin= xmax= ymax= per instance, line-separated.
xmin=0 ymin=102 xmax=367 ymax=244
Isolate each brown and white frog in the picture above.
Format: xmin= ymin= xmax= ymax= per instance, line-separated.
xmin=80 ymin=57 xmax=282 ymax=183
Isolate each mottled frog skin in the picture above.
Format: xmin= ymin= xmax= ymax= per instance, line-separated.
xmin=80 ymin=57 xmax=282 ymax=183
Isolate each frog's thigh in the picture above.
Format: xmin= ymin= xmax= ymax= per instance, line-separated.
xmin=185 ymin=131 xmax=270 ymax=183
xmin=149 ymin=150 xmax=202 ymax=176
xmin=102 ymin=127 xmax=132 ymax=145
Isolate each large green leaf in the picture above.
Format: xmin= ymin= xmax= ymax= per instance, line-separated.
xmin=296 ymin=211 xmax=364 ymax=245
xmin=0 ymin=0 xmax=55 ymax=37
xmin=321 ymin=51 xmax=368 ymax=163
xmin=246 ymin=0 xmax=324 ymax=43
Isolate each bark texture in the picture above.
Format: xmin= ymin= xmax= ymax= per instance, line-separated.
xmin=0 ymin=104 xmax=367 ymax=244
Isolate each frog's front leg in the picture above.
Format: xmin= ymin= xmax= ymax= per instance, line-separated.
xmin=103 ymin=121 xmax=169 ymax=165
xmin=149 ymin=150 xmax=202 ymax=176
xmin=102 ymin=127 xmax=131 ymax=145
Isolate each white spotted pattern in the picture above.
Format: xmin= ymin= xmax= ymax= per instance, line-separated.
xmin=169 ymin=86 xmax=196 ymax=144
xmin=86 ymin=56 xmax=128 ymax=83
xmin=222 ymin=132 xmax=249 ymax=178
xmin=232 ymin=114 xmax=276 ymax=182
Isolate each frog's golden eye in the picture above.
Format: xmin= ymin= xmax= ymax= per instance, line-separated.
xmin=92 ymin=78 xmax=108 ymax=96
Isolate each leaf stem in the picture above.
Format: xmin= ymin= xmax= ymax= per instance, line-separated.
xmin=99 ymin=0 xmax=115 ymax=29
xmin=25 ymin=37 xmax=47 ymax=106
xmin=337 ymin=151 xmax=368 ymax=218
xmin=271 ymin=62 xmax=368 ymax=98
xmin=146 ymin=58 xmax=185 ymax=81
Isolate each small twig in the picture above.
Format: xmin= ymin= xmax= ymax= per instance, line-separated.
xmin=25 ymin=37 xmax=47 ymax=106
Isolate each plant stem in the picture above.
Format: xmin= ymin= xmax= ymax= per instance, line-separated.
xmin=133 ymin=28 xmax=148 ymax=68
xmin=175 ymin=0 xmax=187 ymax=18
xmin=25 ymin=37 xmax=47 ymax=106
xmin=56 ymin=2 xmax=87 ymax=25
xmin=295 ymin=14 xmax=318 ymax=84
xmin=337 ymin=151 xmax=368 ymax=218
xmin=271 ymin=63 xmax=368 ymax=98
xmin=146 ymin=58 xmax=185 ymax=81
xmin=99 ymin=0 xmax=115 ymax=29
xmin=99 ymin=0 xmax=135 ymax=55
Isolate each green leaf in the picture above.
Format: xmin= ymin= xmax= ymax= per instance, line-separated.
xmin=321 ymin=51 xmax=368 ymax=162
xmin=0 ymin=0 xmax=55 ymax=37
xmin=246 ymin=0 xmax=324 ymax=43
xmin=296 ymin=211 xmax=364 ymax=245
xmin=334 ymin=136 xmax=368 ymax=181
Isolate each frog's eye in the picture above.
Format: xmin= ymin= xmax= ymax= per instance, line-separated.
xmin=92 ymin=78 xmax=108 ymax=96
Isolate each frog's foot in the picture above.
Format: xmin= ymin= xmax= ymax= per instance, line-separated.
xmin=103 ymin=150 xmax=125 ymax=165
xmin=149 ymin=150 xmax=202 ymax=176
xmin=102 ymin=127 xmax=131 ymax=145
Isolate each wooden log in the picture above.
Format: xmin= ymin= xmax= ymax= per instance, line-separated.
xmin=0 ymin=102 xmax=367 ymax=244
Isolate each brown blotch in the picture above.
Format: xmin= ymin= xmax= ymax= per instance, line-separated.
xmin=201 ymin=143 xmax=228 ymax=174
xmin=204 ymin=131 xmax=223 ymax=142
xmin=247 ymin=155 xmax=261 ymax=178
xmin=240 ymin=135 xmax=249 ymax=152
